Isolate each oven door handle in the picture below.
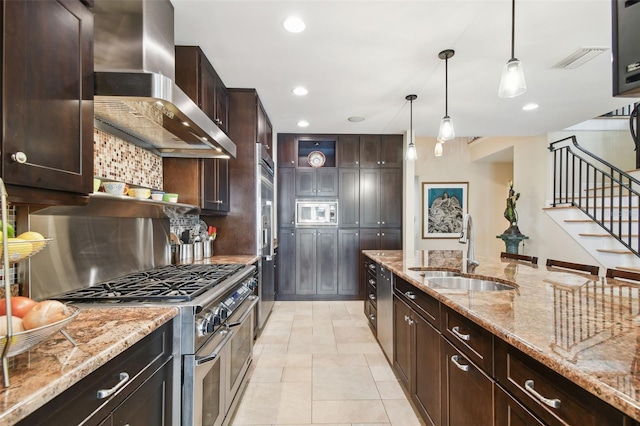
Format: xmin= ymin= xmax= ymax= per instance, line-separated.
xmin=195 ymin=329 xmax=234 ymax=366
xmin=226 ymin=295 xmax=259 ymax=328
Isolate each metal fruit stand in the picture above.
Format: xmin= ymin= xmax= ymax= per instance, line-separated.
xmin=0 ymin=178 xmax=79 ymax=386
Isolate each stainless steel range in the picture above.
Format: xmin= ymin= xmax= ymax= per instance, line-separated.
xmin=51 ymin=263 xmax=259 ymax=426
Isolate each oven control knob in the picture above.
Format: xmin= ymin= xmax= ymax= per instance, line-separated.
xmin=219 ymin=306 xmax=229 ymax=320
xmin=196 ymin=317 xmax=210 ymax=336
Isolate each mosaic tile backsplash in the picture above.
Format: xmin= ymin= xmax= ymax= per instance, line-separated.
xmin=94 ymin=129 xmax=163 ymax=190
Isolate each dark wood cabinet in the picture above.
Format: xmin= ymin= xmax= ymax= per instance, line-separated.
xmin=278 ymin=134 xmax=297 ymax=167
xmin=338 ymin=229 xmax=360 ymax=295
xmin=338 ymin=169 xmax=360 ymax=227
xmin=495 ymin=384 xmax=545 ymax=426
xmin=19 ymin=322 xmax=173 ymax=426
xmin=441 ymin=337 xmax=494 ymax=426
xmin=277 ymin=229 xmax=296 ymax=295
xmin=360 ymin=169 xmax=402 ymax=228
xmin=257 ymin=100 xmax=273 ymax=155
xmin=163 ymin=158 xmax=230 ymax=215
xmin=295 ymin=168 xmax=338 ymax=197
xmin=175 ymin=45 xmax=229 ymax=133
xmin=2 ymin=0 xmax=94 ymax=203
xmin=278 ymin=168 xmax=296 ymax=228
xmin=360 ymin=228 xmax=402 ymax=252
xmin=360 ymin=169 xmax=381 ymax=227
xmin=338 ymin=135 xmax=360 ymax=167
xmin=295 ymin=228 xmax=337 ymax=296
xmin=393 ymin=296 xmax=412 ymax=388
xmin=359 ymin=135 xmax=403 ymax=168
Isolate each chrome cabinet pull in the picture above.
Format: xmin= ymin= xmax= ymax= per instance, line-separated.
xmin=368 ymin=264 xmax=376 ymax=270
xmin=524 ymin=380 xmax=561 ymax=409
xmin=407 ymin=318 xmax=414 ymax=325
xmin=451 ymin=355 xmax=470 ymax=372
xmin=11 ymin=152 xmax=27 ymax=164
xmin=451 ymin=326 xmax=470 ymax=341
xmin=97 ymin=372 xmax=130 ymax=399
xmin=404 ymin=291 xmax=416 ymax=300
xmin=369 ymin=294 xmax=376 ymax=301
xmin=369 ymin=279 xmax=376 ymax=285
xmin=369 ymin=314 xmax=375 ymax=321
xmin=291 ymin=160 xmax=295 ymax=164
xmin=404 ymin=315 xmax=410 ymax=322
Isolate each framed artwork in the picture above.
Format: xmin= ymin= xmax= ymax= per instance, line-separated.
xmin=422 ymin=182 xmax=468 ymax=239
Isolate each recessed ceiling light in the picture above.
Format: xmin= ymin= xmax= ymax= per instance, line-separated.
xmin=522 ymin=103 xmax=539 ymax=111
xmin=293 ymin=86 xmax=308 ymax=96
xmin=283 ymin=16 xmax=305 ymax=33
xmin=297 ymin=120 xmax=309 ymax=127
xmin=348 ymin=116 xmax=365 ymax=122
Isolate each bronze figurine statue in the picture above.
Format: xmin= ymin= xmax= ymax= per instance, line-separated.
xmin=503 ymin=181 xmax=522 ymax=235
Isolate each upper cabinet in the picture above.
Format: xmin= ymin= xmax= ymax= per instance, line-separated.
xmin=337 ymin=135 xmax=360 ymax=167
xmin=2 ymin=0 xmax=94 ymax=203
xmin=257 ymin=100 xmax=273 ymax=155
xmin=175 ymin=46 xmax=229 ymax=134
xmin=360 ymin=135 xmax=403 ymax=168
xmin=277 ymin=134 xmax=297 ymax=167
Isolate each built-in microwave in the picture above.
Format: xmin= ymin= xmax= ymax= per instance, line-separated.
xmin=295 ymin=200 xmax=338 ymax=226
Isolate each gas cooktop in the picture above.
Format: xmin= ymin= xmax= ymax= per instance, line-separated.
xmin=52 ymin=264 xmax=246 ymax=303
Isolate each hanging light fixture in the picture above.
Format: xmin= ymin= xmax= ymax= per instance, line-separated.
xmin=434 ymin=139 xmax=443 ymax=157
xmin=405 ymin=94 xmax=418 ymax=161
xmin=437 ymin=49 xmax=455 ymax=142
xmin=498 ymin=0 xmax=526 ymax=98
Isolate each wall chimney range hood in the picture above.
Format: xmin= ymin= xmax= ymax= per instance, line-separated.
xmin=93 ymin=0 xmax=236 ymax=159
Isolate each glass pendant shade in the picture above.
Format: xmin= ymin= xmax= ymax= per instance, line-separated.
xmin=406 ymin=141 xmax=418 ymax=160
xmin=434 ymin=141 xmax=443 ymax=157
xmin=498 ymin=58 xmax=526 ymax=98
xmin=438 ymin=116 xmax=455 ymax=141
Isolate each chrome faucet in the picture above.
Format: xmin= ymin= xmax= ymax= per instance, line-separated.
xmin=459 ymin=213 xmax=479 ymax=272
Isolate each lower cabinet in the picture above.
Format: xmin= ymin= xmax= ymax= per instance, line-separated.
xmin=277 ymin=229 xmax=296 ymax=295
xmin=18 ymin=321 xmax=173 ymax=425
xmin=295 ymin=228 xmax=337 ymax=295
xmin=495 ymin=384 xmax=545 ymax=426
xmin=338 ymin=229 xmax=360 ymax=295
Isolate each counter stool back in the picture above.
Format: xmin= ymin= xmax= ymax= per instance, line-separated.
xmin=545 ymin=258 xmax=600 ymax=276
xmin=605 ymin=268 xmax=640 ymax=283
xmin=500 ymin=252 xmax=538 ymax=265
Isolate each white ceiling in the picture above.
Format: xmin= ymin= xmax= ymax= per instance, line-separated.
xmin=172 ymin=0 xmax=638 ymax=138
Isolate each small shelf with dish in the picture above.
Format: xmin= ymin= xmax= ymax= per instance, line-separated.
xmin=297 ymin=139 xmax=336 ymax=167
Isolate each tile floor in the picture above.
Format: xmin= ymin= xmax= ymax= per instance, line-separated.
xmin=230 ymin=301 xmax=425 ymax=426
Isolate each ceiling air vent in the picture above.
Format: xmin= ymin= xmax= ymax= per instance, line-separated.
xmin=552 ymin=47 xmax=609 ymax=69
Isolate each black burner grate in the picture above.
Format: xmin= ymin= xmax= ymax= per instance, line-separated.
xmin=53 ymin=264 xmax=245 ymax=303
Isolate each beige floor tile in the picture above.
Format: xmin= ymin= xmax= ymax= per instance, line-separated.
xmin=334 ymin=326 xmax=378 ymax=344
xmin=260 ymin=343 xmax=288 ymax=354
xmin=352 ymin=424 xmax=391 ymax=426
xmin=312 ymin=353 xmax=368 ymax=367
xmin=291 ymin=318 xmax=314 ymax=328
xmin=382 ymin=399 xmax=424 ymax=426
xmin=233 ymin=382 xmax=312 ymax=425
xmin=257 ymin=333 xmax=291 ymax=344
xmin=332 ymin=317 xmax=369 ymax=328
xmin=287 ymin=342 xmax=338 ymax=355
xmin=312 ymin=400 xmax=389 ymax=424
xmin=313 ymin=366 xmax=379 ymax=400
xmin=290 ymin=326 xmax=313 ymax=336
xmin=282 ymin=366 xmax=312 ymax=382
xmin=376 ymin=380 xmax=407 ymax=399
xmin=257 ymin=353 xmax=312 ymax=368
xmin=288 ymin=332 xmax=335 ymax=346
xmin=250 ymin=366 xmax=284 ymax=382
xmin=344 ymin=300 xmax=367 ymax=315
xmin=262 ymin=319 xmax=294 ymax=331
xmin=337 ymin=342 xmax=384 ymax=354
xmin=365 ymin=352 xmax=390 ymax=366
xmin=370 ymin=364 xmax=397 ymax=381
xmin=253 ymin=343 xmax=264 ymax=357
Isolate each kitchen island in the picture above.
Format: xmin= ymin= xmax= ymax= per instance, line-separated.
xmin=0 ymin=306 xmax=178 ymax=425
xmin=365 ymin=249 xmax=640 ymax=424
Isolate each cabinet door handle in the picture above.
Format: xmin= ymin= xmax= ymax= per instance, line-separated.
xmin=369 ymin=279 xmax=376 ymax=285
xmin=381 ymin=161 xmax=386 ymax=165
xmin=404 ymin=291 xmax=416 ymax=300
xmin=291 ymin=160 xmax=295 ymax=164
xmin=369 ymin=314 xmax=375 ymax=321
xmin=368 ymin=264 xmax=376 ymax=270
xmin=369 ymin=294 xmax=376 ymax=301
xmin=356 ymin=221 xmax=359 ymax=224
xmin=377 ymin=161 xmax=381 ymax=165
xmin=11 ymin=152 xmax=27 ymax=164
xmin=381 ymin=221 xmax=385 ymax=225
xmin=451 ymin=326 xmax=471 ymax=341
xmin=377 ymin=221 xmax=380 ymax=225
xmin=356 ymin=161 xmax=359 ymax=165
xmin=451 ymin=355 xmax=470 ymax=372
xmin=524 ymin=380 xmax=561 ymax=409
xmin=291 ymin=221 xmax=295 ymax=225
xmin=408 ymin=318 xmax=414 ymax=325
xmin=381 ymin=233 xmax=385 ymax=236
xmin=404 ymin=315 xmax=410 ymax=322
xmin=97 ymin=372 xmax=130 ymax=399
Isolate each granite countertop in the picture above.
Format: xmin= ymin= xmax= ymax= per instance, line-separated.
xmin=0 ymin=306 xmax=178 ymax=425
xmin=364 ymin=249 xmax=640 ymax=421
xmin=193 ymin=254 xmax=260 ymax=265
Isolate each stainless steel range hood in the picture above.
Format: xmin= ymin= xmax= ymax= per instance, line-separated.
xmin=93 ymin=0 xmax=236 ymax=159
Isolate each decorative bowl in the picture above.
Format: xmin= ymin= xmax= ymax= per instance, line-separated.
xmin=103 ymin=182 xmax=127 ymax=195
xmin=163 ymin=193 xmax=179 ymax=203
xmin=128 ymin=188 xmax=151 ymax=199
xmin=308 ymin=150 xmax=326 ymax=168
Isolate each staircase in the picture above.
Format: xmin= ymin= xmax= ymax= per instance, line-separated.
xmin=545 ymin=136 xmax=640 ymax=272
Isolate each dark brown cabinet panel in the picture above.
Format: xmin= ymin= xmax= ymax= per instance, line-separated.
xmin=495 ymin=338 xmax=627 ymax=426
xmin=414 ymin=311 xmax=441 ymax=426
xmin=295 ymin=228 xmax=317 ymax=295
xmin=277 ymin=229 xmax=296 ymax=295
xmin=441 ymin=337 xmax=494 ymax=426
xmin=359 ymin=135 xmax=403 ymax=168
xmin=338 ymin=229 xmax=360 ymax=295
xmin=360 ymin=135 xmax=381 ymax=167
xmin=296 ymin=168 xmax=338 ymax=197
xmin=338 ymin=135 xmax=360 ymax=167
xmin=175 ymin=45 xmax=228 ymax=133
xmin=163 ymin=158 xmax=230 ymax=215
xmin=380 ymin=169 xmax=402 ymax=227
xmin=441 ymin=306 xmax=494 ymax=374
xmin=380 ymin=228 xmax=402 ymax=250
xmin=278 ymin=168 xmax=296 ymax=228
xmin=2 ymin=0 xmax=94 ymax=201
xmin=360 ymin=169 xmax=381 ymax=227
xmin=393 ymin=296 xmax=412 ymax=389
xmin=317 ymin=228 xmax=338 ymax=295
xmin=495 ymin=384 xmax=545 ymax=426
xmin=339 ymin=169 xmax=360 ymax=227
xmin=278 ymin=134 xmax=297 ymax=167
xmin=295 ymin=228 xmax=337 ymax=295
xmin=257 ymin=100 xmax=273 ymax=155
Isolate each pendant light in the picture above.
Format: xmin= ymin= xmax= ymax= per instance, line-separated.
xmin=405 ymin=94 xmax=418 ymax=161
xmin=498 ymin=0 xmax=526 ymax=98
xmin=437 ymin=49 xmax=455 ymax=142
xmin=434 ymin=139 xmax=443 ymax=157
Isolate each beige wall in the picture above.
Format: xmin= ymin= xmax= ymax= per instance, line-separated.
xmin=404 ymin=133 xmax=603 ymax=265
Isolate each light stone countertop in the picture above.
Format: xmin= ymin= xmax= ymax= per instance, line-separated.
xmin=364 ymin=249 xmax=640 ymax=422
xmin=196 ymin=254 xmax=260 ymax=265
xmin=0 ymin=306 xmax=178 ymax=425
